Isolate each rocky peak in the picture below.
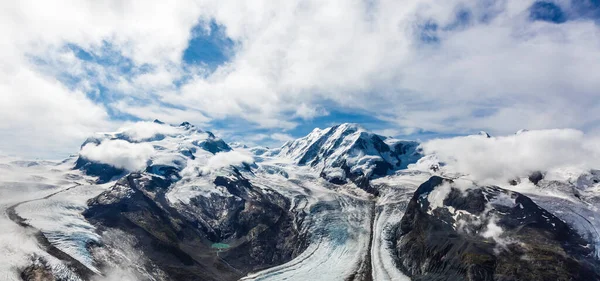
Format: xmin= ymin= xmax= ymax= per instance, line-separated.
xmin=478 ymin=131 xmax=492 ymax=138
xmin=74 ymin=121 xmax=231 ymax=183
xmin=395 ymin=176 xmax=599 ymax=281
xmin=277 ymin=123 xmax=420 ymax=192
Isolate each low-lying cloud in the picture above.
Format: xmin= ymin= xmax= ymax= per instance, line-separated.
xmin=80 ymin=140 xmax=155 ymax=171
xmin=206 ymin=150 xmax=254 ymax=171
xmin=420 ymin=129 xmax=600 ymax=182
xmin=117 ymin=121 xmax=183 ymax=142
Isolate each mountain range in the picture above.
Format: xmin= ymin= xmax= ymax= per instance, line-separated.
xmin=1 ymin=121 xmax=599 ymax=281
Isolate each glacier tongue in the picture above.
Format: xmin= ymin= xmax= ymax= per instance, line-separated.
xmin=241 ymin=190 xmax=374 ymax=281
xmin=233 ymin=152 xmax=372 ymax=280
xmin=239 ymin=154 xmax=432 ymax=281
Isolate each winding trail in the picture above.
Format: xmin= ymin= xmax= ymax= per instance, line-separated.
xmin=5 ymin=183 xmax=97 ymax=279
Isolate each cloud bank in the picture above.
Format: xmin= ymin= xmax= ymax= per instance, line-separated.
xmin=116 ymin=121 xmax=183 ymax=142
xmin=2 ymin=0 xmax=600 ymax=157
xmin=206 ymin=150 xmax=254 ymax=171
xmin=420 ymin=129 xmax=600 ymax=182
xmin=80 ymin=140 xmax=155 ymax=171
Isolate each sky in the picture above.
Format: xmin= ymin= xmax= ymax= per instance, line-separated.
xmin=1 ymin=0 xmax=600 ymax=159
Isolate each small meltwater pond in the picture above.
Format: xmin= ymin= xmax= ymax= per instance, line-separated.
xmin=211 ymin=243 xmax=231 ymax=250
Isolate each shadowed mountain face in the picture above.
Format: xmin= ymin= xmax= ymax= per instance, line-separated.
xmin=84 ymin=171 xmax=305 ymax=281
xmin=394 ymin=176 xmax=600 ymax=281
xmin=74 ymin=157 xmax=126 ymax=184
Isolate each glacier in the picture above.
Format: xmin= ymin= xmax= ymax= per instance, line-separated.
xmin=1 ymin=121 xmax=599 ymax=281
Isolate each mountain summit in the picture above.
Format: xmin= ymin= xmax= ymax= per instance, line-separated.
xmin=278 ymin=123 xmax=420 ymax=193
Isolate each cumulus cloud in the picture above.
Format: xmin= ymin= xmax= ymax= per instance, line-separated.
xmin=238 ymin=132 xmax=295 ymax=147
xmin=3 ymin=0 xmax=600 ymax=157
xmin=0 ymin=66 xmax=111 ymax=159
xmin=0 ymin=0 xmax=206 ymax=158
xmin=79 ymin=140 xmax=155 ymax=171
xmin=167 ymin=0 xmax=600 ymax=135
xmin=116 ymin=121 xmax=182 ymax=142
xmin=420 ymin=129 xmax=600 ymax=183
xmin=205 ymin=150 xmax=255 ymax=171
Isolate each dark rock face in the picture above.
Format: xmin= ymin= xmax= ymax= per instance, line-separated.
xmin=528 ymin=171 xmax=544 ymax=185
xmin=319 ymin=159 xmax=383 ymax=196
xmin=74 ymin=156 xmax=125 ymax=184
xmin=84 ymin=171 xmax=305 ymax=281
xmin=285 ymin=124 xmax=420 ymax=194
xmin=194 ymin=137 xmax=231 ymax=154
xmin=393 ymin=176 xmax=600 ymax=281
xmin=478 ymin=131 xmax=492 ymax=138
xmin=20 ymin=257 xmax=55 ymax=281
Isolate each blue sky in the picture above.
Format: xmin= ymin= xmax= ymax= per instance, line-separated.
xmin=2 ymin=0 xmax=600 ymax=158
xmin=29 ymin=16 xmax=451 ymax=147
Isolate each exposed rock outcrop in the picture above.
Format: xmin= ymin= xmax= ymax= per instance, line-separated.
xmin=84 ymin=171 xmax=305 ymax=281
xmin=393 ymin=176 xmax=600 ymax=281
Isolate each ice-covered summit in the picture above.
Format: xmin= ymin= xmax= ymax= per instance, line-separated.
xmin=277 ymin=123 xmax=420 ymax=191
xmin=74 ymin=121 xmax=231 ymax=183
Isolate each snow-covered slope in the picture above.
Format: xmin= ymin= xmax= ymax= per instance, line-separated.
xmin=277 ymin=123 xmax=420 ymax=192
xmin=74 ymin=120 xmax=231 ymax=182
xmin=3 ymin=121 xmax=600 ymax=281
xmin=0 ymin=156 xmax=103 ymax=281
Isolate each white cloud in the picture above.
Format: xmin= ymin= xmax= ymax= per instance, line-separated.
xmin=419 ymin=129 xmax=600 ymax=183
xmin=166 ymin=0 xmax=600 ymax=135
xmin=2 ymin=0 xmax=600 ymax=157
xmin=270 ymin=133 xmax=295 ymax=142
xmin=239 ymin=132 xmax=295 ymax=147
xmin=246 ymin=133 xmax=270 ymax=143
xmin=0 ymin=66 xmax=111 ymax=159
xmin=113 ymin=103 xmax=211 ymax=128
xmin=205 ymin=150 xmax=254 ymax=171
xmin=374 ymin=129 xmax=402 ymax=138
xmin=0 ymin=0 xmax=203 ymax=158
xmin=115 ymin=121 xmax=183 ymax=142
xmin=481 ymin=216 xmax=504 ymax=240
xmin=294 ymin=104 xmax=328 ymax=120
xmin=79 ymin=140 xmax=155 ymax=171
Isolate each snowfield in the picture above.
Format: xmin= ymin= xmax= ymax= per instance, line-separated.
xmin=0 ymin=157 xmax=96 ymax=281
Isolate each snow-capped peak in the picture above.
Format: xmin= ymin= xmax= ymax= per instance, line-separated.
xmin=277 ymin=123 xmax=420 ymax=189
xmin=74 ymin=121 xmax=231 ymax=182
xmin=278 ymin=123 xmax=366 ymax=163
